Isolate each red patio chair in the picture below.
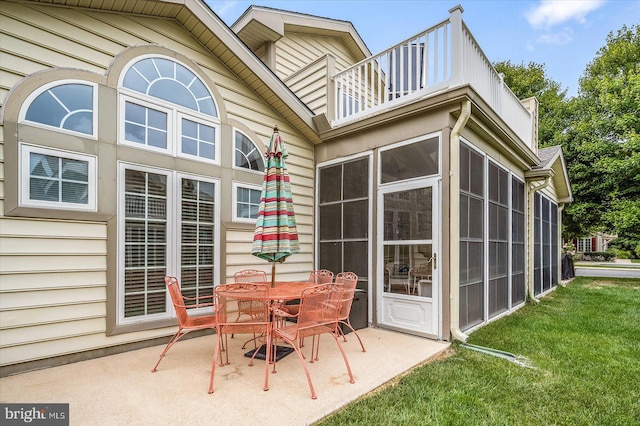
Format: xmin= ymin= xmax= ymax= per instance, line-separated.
xmin=151 ymin=276 xmax=216 ymax=373
xmin=334 ymin=272 xmax=366 ymax=352
xmin=309 ymin=269 xmax=334 ymax=284
xmin=285 ymin=269 xmax=334 ymax=316
xmin=271 ymin=283 xmax=355 ymax=399
xmin=233 ymin=269 xmax=268 ymax=344
xmin=209 ymin=282 xmax=271 ymax=394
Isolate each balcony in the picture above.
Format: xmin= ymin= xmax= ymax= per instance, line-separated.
xmin=331 ymin=6 xmax=535 ymax=151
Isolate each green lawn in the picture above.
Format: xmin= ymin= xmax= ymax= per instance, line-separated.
xmin=317 ymin=277 xmax=640 ymax=425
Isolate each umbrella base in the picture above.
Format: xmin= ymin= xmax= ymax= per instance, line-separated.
xmin=244 ymin=344 xmax=294 ymax=361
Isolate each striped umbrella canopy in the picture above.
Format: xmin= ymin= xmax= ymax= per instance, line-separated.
xmin=252 ymin=126 xmax=300 ymax=286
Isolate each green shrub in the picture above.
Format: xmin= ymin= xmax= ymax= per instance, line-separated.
xmin=635 ymin=243 xmax=640 ymax=259
xmin=581 ymin=251 xmax=617 ymax=262
xmin=611 ymin=249 xmax=631 ymax=259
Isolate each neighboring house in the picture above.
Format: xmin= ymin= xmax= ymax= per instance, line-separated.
xmin=574 ymin=233 xmax=617 ymax=253
xmin=0 ymin=1 xmax=572 ymax=375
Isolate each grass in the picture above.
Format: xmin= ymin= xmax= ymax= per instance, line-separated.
xmin=316 ymin=277 xmax=640 ymax=425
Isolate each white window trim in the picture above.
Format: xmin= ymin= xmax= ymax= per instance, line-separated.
xmin=118 ymin=94 xmax=174 ymax=155
xmin=232 ymin=128 xmax=264 ymax=174
xmin=176 ymin=112 xmax=220 ymax=165
xmin=118 ymin=92 xmax=221 ymax=164
xmin=232 ymin=181 xmax=262 ymax=223
xmin=18 ymin=80 xmax=98 ymax=139
xmin=19 ymin=143 xmax=97 ymax=211
xmin=578 ymin=237 xmax=593 ymax=253
xmin=176 ymin=171 xmax=221 ymax=315
xmin=117 ymin=162 xmax=174 ymax=325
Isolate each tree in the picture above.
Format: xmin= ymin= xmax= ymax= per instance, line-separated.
xmin=565 ymin=24 xmax=640 ymax=244
xmin=495 ymin=25 xmax=640 ymax=254
xmin=494 ymin=60 xmax=571 ymax=148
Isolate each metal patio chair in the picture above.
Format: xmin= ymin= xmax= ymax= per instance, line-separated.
xmin=233 ymin=269 xmax=269 ymax=345
xmin=209 ymin=282 xmax=271 ymax=394
xmin=151 ymin=276 xmax=216 ymax=373
xmin=271 ymin=283 xmax=355 ymax=399
xmin=334 ymin=272 xmax=366 ymax=352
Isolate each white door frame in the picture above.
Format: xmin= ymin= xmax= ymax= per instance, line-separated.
xmin=376 ymin=176 xmax=441 ymax=338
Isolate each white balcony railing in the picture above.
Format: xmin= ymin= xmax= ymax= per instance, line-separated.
xmin=331 ymin=6 xmax=534 ymax=150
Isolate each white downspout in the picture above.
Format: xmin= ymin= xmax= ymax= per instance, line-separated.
xmin=527 ymin=177 xmax=551 ymax=303
xmin=450 ymin=100 xmax=471 ymax=342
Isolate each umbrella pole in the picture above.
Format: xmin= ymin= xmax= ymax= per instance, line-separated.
xmin=271 ymin=262 xmax=276 ymax=288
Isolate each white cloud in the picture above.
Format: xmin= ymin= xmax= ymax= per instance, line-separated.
xmin=537 ymin=28 xmax=574 ymax=44
xmin=526 ymin=0 xmax=605 ymax=28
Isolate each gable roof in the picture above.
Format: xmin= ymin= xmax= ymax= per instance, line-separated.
xmin=534 ymin=146 xmax=573 ymax=203
xmin=29 ymin=0 xmax=320 ymax=143
xmin=231 ymin=6 xmax=371 ymax=61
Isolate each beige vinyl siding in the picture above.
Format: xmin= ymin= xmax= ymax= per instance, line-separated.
xmin=274 ymin=31 xmax=361 ymax=118
xmin=284 ymin=56 xmax=332 ymax=115
xmin=0 ymin=218 xmax=114 ymax=365
xmin=275 ymin=32 xmax=360 ymax=79
xmin=540 ymin=185 xmax=560 ymax=203
xmin=0 ymin=127 xmax=4 ymax=215
xmin=0 ymin=2 xmax=315 ymax=367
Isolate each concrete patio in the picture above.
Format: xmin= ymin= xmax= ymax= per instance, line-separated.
xmin=0 ymin=327 xmax=449 ymax=425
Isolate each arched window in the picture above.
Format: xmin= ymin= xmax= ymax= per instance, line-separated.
xmin=119 ymin=56 xmax=220 ymax=163
xmin=20 ymin=82 xmax=96 ymax=137
xmin=234 ymin=129 xmax=264 ymax=171
xmin=122 ymin=57 xmax=216 ymax=116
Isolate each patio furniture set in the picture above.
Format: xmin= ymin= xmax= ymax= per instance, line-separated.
xmin=151 ymin=269 xmax=366 ymax=399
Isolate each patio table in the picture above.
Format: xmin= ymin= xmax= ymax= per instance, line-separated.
xmin=237 ymin=281 xmax=317 ymax=361
xmin=268 ymin=281 xmax=316 ymax=301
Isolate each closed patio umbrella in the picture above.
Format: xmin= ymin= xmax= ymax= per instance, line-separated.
xmin=252 ymin=126 xmax=300 ymax=287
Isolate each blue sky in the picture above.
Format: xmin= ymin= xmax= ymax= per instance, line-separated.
xmin=207 ymin=0 xmax=640 ymax=98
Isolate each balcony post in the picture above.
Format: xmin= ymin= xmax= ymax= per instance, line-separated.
xmin=326 ymin=54 xmax=336 ymax=123
xmin=448 ymin=5 xmax=464 ymax=86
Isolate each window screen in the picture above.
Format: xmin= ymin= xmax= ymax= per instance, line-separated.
xmin=318 ymin=157 xmax=369 ymax=288
xmin=459 ymin=144 xmax=484 ymax=330
xmin=380 ymin=137 xmax=439 ymax=183
xmin=488 ymin=161 xmax=508 ymax=318
xmin=511 ymin=178 xmax=526 ymax=305
xmin=534 ymin=193 xmax=558 ymax=295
